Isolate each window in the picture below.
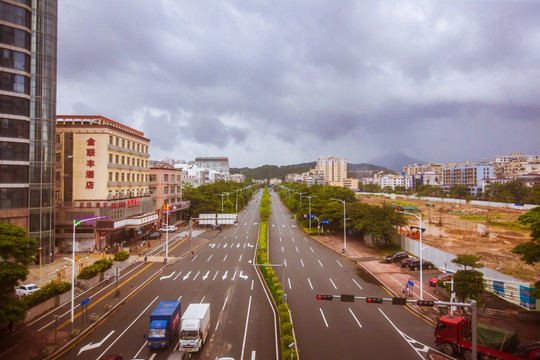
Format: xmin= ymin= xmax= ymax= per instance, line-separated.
xmin=137 ymin=158 xmax=140 ymax=167
xmin=121 ymin=156 xmax=125 ymax=165
xmin=115 ymin=154 xmax=119 ymax=163
xmin=164 ymin=186 xmax=169 ymax=194
xmin=109 ymin=135 xmax=113 ymax=144
xmin=121 ymin=173 xmax=125 ymax=181
xmin=177 ymin=175 xmax=181 ymax=181
xmin=177 ymin=186 xmax=181 ymax=193
xmin=115 ymin=173 xmax=119 ymax=181
xmin=164 ymin=174 xmax=169 ymax=182
xmin=137 ymin=174 xmax=140 ymax=182
xmin=115 ymin=137 xmax=119 ymax=146
xmin=122 ymin=139 xmax=125 ymax=148
xmin=109 ymin=172 xmax=112 ymax=181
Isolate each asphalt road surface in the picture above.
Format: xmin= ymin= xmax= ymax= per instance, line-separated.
xmin=53 ymin=192 xmax=279 ymax=360
xmin=268 ymin=190 xmax=438 ymax=360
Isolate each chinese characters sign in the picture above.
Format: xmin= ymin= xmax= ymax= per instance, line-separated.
xmin=85 ymin=138 xmax=95 ymax=189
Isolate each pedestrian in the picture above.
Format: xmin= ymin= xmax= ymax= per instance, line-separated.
xmin=190 ymin=251 xmax=194 ymax=260
xmin=148 ymin=241 xmax=151 ymax=247
xmin=402 ymin=284 xmax=406 ymax=297
xmin=105 ymin=273 xmax=110 ymax=284
xmin=141 ymin=241 xmax=144 ymax=248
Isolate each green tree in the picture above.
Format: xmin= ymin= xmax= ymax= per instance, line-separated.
xmin=449 ymin=185 xmax=469 ymax=199
xmin=451 ymin=254 xmax=485 ymax=302
xmin=512 ymin=206 xmax=540 ymax=264
xmin=0 ymin=223 xmax=38 ymax=324
xmin=362 ymin=183 xmax=382 ymax=193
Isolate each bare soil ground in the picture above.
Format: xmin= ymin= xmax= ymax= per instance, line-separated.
xmin=360 ymin=195 xmax=540 ymax=282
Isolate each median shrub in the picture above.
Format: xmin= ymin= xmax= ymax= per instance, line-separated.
xmin=77 ymin=258 xmax=113 ymax=279
xmin=113 ymin=250 xmax=130 ymax=262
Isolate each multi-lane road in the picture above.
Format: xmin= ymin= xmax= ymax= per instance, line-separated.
xmin=3 ymin=189 xmax=440 ymax=360
xmin=267 ymin=189 xmax=438 ymax=359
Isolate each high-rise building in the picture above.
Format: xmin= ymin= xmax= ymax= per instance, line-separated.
xmin=194 ymin=157 xmax=230 ymax=175
xmin=0 ymin=0 xmax=57 ymax=264
xmin=315 ymin=155 xmax=347 ymax=183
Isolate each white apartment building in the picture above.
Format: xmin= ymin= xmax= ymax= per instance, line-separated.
xmin=362 ymin=173 xmax=413 ymax=190
xmin=315 ymin=156 xmax=347 ymax=183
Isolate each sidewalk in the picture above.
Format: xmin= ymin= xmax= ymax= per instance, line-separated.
xmin=312 ymin=232 xmax=540 ymax=343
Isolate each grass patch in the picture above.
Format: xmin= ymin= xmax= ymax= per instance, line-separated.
xmin=489 ymin=221 xmax=529 ymax=231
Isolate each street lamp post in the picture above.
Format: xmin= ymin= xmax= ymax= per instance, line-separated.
xmin=331 ymin=198 xmax=347 ymax=254
xmin=39 ymin=247 xmax=42 ymax=287
xmin=397 ymin=210 xmax=424 ymax=299
xmin=307 ymin=196 xmax=317 ymax=229
xmin=218 ymin=193 xmax=226 ymax=214
xmin=165 ymin=203 xmax=170 ymax=263
xmin=67 ymin=215 xmax=106 ymax=332
xmin=234 ymin=189 xmax=240 ymax=213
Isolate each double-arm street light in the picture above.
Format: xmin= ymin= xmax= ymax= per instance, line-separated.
xmin=397 ymin=210 xmax=424 ymax=299
xmin=218 ymin=192 xmax=229 ymax=214
xmin=331 ymin=198 xmax=347 ymax=254
xmin=234 ymin=189 xmax=241 ymax=213
xmin=65 ymin=215 xmax=106 ymax=331
xmin=248 ymin=260 xmax=286 ymax=284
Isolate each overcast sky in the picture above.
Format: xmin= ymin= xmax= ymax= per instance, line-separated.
xmin=57 ymin=0 xmax=540 ymax=168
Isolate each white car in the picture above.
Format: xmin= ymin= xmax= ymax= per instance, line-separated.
xmin=159 ymin=225 xmax=177 ymax=233
xmin=16 ymin=284 xmax=39 ymax=296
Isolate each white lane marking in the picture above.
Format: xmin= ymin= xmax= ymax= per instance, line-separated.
xmin=304 ymin=237 xmax=308 ymax=242
xmin=240 ymin=271 xmax=248 ymax=280
xmin=240 ymin=296 xmax=253 ymax=360
xmin=319 ymin=308 xmax=329 ymax=327
xmin=223 ymin=254 xmax=228 ymax=262
xmin=232 ymin=270 xmax=237 ymax=280
xmin=183 ymin=271 xmax=191 ymax=280
xmin=239 ymin=254 xmax=243 ymax=262
xmin=288 ymin=278 xmax=292 ymax=290
xmin=251 ymin=351 xmax=256 ymax=359
xmin=202 ymin=271 xmax=210 ymax=280
xmin=330 ymin=278 xmax=338 ymax=290
xmin=251 ymin=279 xmax=254 ymax=290
xmin=160 ymin=271 xmax=175 ymax=280
xmin=207 ymin=254 xmax=213 ymax=262
xmin=78 ymin=330 xmax=115 ymax=355
xmin=379 ymin=308 xmax=432 ymax=358
xmin=224 ymin=243 xmax=228 ymax=248
xmin=353 ymin=279 xmax=363 ymax=290
xmin=281 ymin=246 xmax=284 ymax=252
xmin=213 ymin=271 xmax=219 ymax=281
xmin=280 ymin=237 xmax=282 ymax=242
xmin=336 ymin=259 xmax=343 ymax=268
xmin=222 ymin=271 xmax=228 ymax=280
xmin=300 ymin=259 xmax=304 ymax=267
xmin=292 ymin=237 xmax=295 ymax=242
xmin=193 ymin=271 xmax=201 ymax=280
xmin=318 ymin=259 xmax=324 ymax=267
xmin=310 ymin=247 xmax=314 ymax=253
xmin=295 ymin=246 xmax=299 ymax=253
xmin=284 ymin=259 xmax=287 ymax=266
xmin=99 ymin=296 xmax=159 ymax=359
xmin=173 ymin=271 xmax=183 ymax=280
xmin=237 ymin=243 xmax=240 ymax=248
xmin=222 ymin=297 xmax=228 ymax=310
xmin=349 ymin=308 xmax=363 ymax=328
xmin=308 ymin=278 xmax=313 ymax=290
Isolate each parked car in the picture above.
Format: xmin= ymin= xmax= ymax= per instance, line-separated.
xmin=159 ymin=225 xmax=177 ymax=233
xmin=145 ymin=232 xmax=162 ymax=240
xmin=429 ymin=272 xmax=453 ymax=286
xmin=15 ymin=283 xmax=39 ymax=296
xmin=385 ymin=251 xmax=409 ymax=263
xmin=408 ymin=259 xmax=434 ymax=270
xmin=400 ymin=258 xmax=414 ymax=267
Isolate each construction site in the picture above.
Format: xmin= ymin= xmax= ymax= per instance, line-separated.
xmin=359 ymin=194 xmax=540 ymax=283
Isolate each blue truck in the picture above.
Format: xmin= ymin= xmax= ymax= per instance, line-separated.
xmin=147 ymin=300 xmax=181 ymax=349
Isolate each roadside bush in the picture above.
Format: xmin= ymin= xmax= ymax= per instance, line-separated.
xmin=113 ymin=250 xmax=130 ymax=262
xmin=276 ymin=290 xmax=284 ymax=304
xmin=19 ymin=281 xmax=71 ymax=309
xmin=77 ymin=258 xmax=113 ymax=279
xmin=281 ymin=334 xmax=294 ymax=348
xmin=281 ymin=322 xmax=293 ymax=336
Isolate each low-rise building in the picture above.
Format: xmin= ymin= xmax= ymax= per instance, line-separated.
xmin=149 ymin=162 xmax=189 ymax=226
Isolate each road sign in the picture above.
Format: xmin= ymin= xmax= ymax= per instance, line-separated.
xmin=81 ymin=297 xmax=90 ymax=306
xmin=408 ymin=280 xmax=414 ymax=287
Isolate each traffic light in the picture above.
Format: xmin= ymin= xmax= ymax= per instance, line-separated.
xmin=392 ymin=297 xmax=407 ymax=305
xmin=417 ymin=300 xmax=435 ymax=307
xmin=340 ymin=294 xmax=355 ymax=302
xmin=316 ymin=294 xmax=333 ymax=301
xmin=365 ymin=297 xmax=383 ymax=304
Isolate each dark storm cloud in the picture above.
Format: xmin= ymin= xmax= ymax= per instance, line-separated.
xmin=57 ymin=0 xmax=540 ymax=167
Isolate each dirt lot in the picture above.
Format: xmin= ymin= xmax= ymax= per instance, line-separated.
xmin=359 ymin=195 xmax=540 ymax=283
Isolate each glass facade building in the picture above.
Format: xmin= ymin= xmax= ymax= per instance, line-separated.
xmin=0 ymin=0 xmax=57 ymax=264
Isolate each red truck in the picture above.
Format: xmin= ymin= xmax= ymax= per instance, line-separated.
xmin=434 ymin=314 xmax=540 ymax=360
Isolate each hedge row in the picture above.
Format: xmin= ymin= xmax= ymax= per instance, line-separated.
xmin=256 ymin=188 xmax=297 ymax=359
xmin=77 ymin=258 xmax=113 ymax=279
xmin=19 ymin=281 xmax=71 ymax=309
